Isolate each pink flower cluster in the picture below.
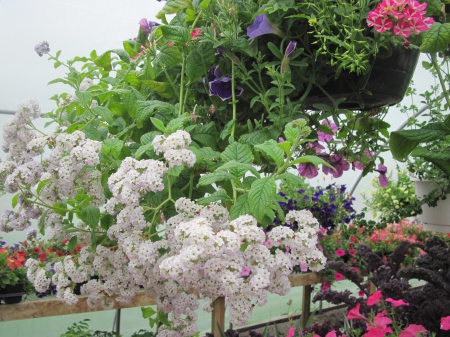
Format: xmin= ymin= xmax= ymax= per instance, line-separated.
xmin=367 ymin=0 xmax=434 ymax=38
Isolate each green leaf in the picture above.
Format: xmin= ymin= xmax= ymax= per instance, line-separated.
xmin=150 ymin=117 xmax=167 ymax=133
xmin=53 ymin=202 xmax=67 ymax=216
xmin=36 ymin=179 xmax=52 ymax=195
xmin=267 ymin=42 xmax=284 ymax=60
xmin=230 ymin=193 xmax=251 ymax=220
xmin=221 ymin=142 xmax=254 ymax=177
xmin=39 ymin=210 xmax=49 ymax=235
xmin=156 ymin=0 xmax=193 ymax=20
xmin=76 ymin=90 xmax=91 ymax=107
xmin=137 ymin=55 xmax=156 ymax=81
xmin=142 ymin=307 xmax=156 ymax=319
xmin=185 ymin=42 xmax=216 ymax=82
xmin=67 ymin=236 xmax=78 ymax=253
xmin=136 ymin=101 xmax=176 ymax=128
xmin=142 ymin=80 xmax=176 ymax=99
xmin=110 ymin=49 xmax=130 ymax=63
xmin=411 ymin=147 xmax=450 ymax=176
xmin=248 ymin=177 xmax=276 ymax=223
xmin=103 ymin=139 xmax=124 ymax=159
xmin=141 ymin=131 xmax=162 ymax=145
xmin=79 ymin=206 xmax=100 ymax=228
xmin=83 ymin=125 xmax=103 ymax=141
xmin=284 ymin=122 xmax=299 ymax=144
xmin=389 ymin=128 xmax=448 ymax=161
xmin=239 ymin=130 xmax=271 ymax=146
xmin=92 ymin=106 xmax=114 ymax=124
xmin=166 ymin=116 xmax=191 ymax=132
xmin=123 ymin=40 xmax=139 ymax=58
xmin=420 ymin=23 xmax=450 ymax=53
xmin=255 ymin=140 xmax=285 ymax=168
xmin=197 ymin=189 xmax=232 ymax=205
xmin=153 ymin=43 xmax=183 ymax=69
xmin=11 ymin=193 xmax=19 ymax=208
xmin=191 ymin=122 xmax=218 ymax=147
xmin=94 ymin=51 xmax=112 ymax=71
xmin=290 ymin=155 xmax=335 ymax=170
xmin=197 ymin=171 xmax=237 ymax=186
xmin=199 ymin=0 xmax=211 ymax=10
xmin=100 ymin=214 xmax=114 ymax=231
xmin=215 ymin=160 xmax=260 ymax=179
xmin=160 ymin=26 xmax=190 ymax=45
xmin=276 ymin=172 xmax=305 ymax=185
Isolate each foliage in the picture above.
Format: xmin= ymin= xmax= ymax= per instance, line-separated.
xmin=361 ymin=167 xmax=422 ymax=225
xmin=0 ymin=239 xmax=32 ymax=291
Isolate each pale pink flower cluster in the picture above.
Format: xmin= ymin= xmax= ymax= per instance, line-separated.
xmin=153 ymin=130 xmax=196 ymax=168
xmin=367 ymin=0 xmax=434 ymax=38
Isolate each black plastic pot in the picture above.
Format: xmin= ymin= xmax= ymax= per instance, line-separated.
xmin=0 ymin=283 xmax=25 ymax=304
xmin=304 ymin=48 xmax=420 ymax=110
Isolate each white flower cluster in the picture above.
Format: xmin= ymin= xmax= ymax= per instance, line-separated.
xmin=153 ymin=130 xmax=196 ymax=168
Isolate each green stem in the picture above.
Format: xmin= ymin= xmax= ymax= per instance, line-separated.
xmin=231 ymin=62 xmax=237 ymax=139
xmin=179 ymin=55 xmax=186 ymax=117
xmin=230 ymin=180 xmax=237 ymax=204
xmin=431 ymin=53 xmax=450 ymax=109
xmin=188 ymin=172 xmax=194 ymax=200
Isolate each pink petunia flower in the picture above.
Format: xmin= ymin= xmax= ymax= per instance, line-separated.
xmin=286 ymin=327 xmax=296 ymax=337
xmin=399 ymin=324 xmax=427 ymax=337
xmin=367 ymin=290 xmax=383 ymax=305
xmin=441 ymin=316 xmax=450 ymax=330
xmin=385 ymin=298 xmax=409 ymax=307
xmin=347 ymin=303 xmax=367 ymax=321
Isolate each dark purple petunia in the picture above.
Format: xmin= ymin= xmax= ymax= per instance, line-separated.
xmin=322 ymin=154 xmax=350 ymax=178
xmin=247 ymin=13 xmax=284 ymax=39
xmin=209 ymin=77 xmax=243 ymax=101
xmin=298 ymin=162 xmax=319 ymax=178
xmin=284 ymin=41 xmax=297 ymax=58
xmin=376 ymin=163 xmax=389 ymax=187
xmin=205 ymin=65 xmax=222 ymax=83
xmin=139 ymin=18 xmax=160 ymax=37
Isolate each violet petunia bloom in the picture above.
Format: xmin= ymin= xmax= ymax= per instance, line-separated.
xmin=298 ymin=162 xmax=319 ymax=178
xmin=307 ymin=141 xmax=325 ymax=154
xmin=205 ymin=65 xmax=222 ymax=84
xmin=322 ymin=154 xmax=350 ymax=178
xmin=284 ymin=41 xmax=297 ymax=58
xmin=247 ymin=13 xmax=285 ymax=39
xmin=318 ymin=119 xmax=338 ymax=142
xmin=209 ymin=77 xmax=243 ymax=101
xmin=376 ymin=163 xmax=388 ymax=187
xmin=139 ymin=18 xmax=160 ymax=37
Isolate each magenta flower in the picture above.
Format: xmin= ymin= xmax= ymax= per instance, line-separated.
xmin=335 ymin=248 xmax=345 ymax=257
xmin=322 ymin=154 xmax=350 ymax=178
xmin=286 ymin=327 xmax=296 ymax=337
xmin=139 ymin=18 xmax=159 ymax=37
xmin=385 ymin=298 xmax=409 ymax=307
xmin=318 ymin=119 xmax=338 ymax=142
xmin=376 ymin=163 xmax=388 ymax=188
xmin=298 ymin=162 xmax=319 ymax=178
xmin=240 ymin=266 xmax=251 ymax=277
xmin=441 ymin=316 xmax=450 ymax=330
xmin=209 ymin=77 xmax=243 ymax=101
xmin=367 ymin=290 xmax=383 ymax=305
xmin=347 ymin=303 xmax=367 ymax=321
xmin=247 ymin=13 xmax=284 ymax=39
xmin=334 ymin=272 xmax=343 ymax=281
xmin=399 ymin=324 xmax=427 ymax=337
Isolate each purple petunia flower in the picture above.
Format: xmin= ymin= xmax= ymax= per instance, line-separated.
xmin=376 ymin=163 xmax=388 ymax=187
xmin=322 ymin=154 xmax=350 ymax=178
xmin=205 ymin=65 xmax=222 ymax=84
xmin=247 ymin=13 xmax=284 ymax=39
xmin=318 ymin=119 xmax=338 ymax=143
xmin=284 ymin=41 xmax=297 ymax=58
xmin=209 ymin=77 xmax=243 ymax=101
xmin=139 ymin=18 xmax=160 ymax=37
xmin=298 ymin=162 xmax=319 ymax=178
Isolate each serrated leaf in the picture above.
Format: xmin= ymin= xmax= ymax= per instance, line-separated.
xmin=239 ymin=130 xmax=271 ymax=146
xmin=150 ymin=117 xmax=167 ymax=133
xmin=141 ymin=131 xmax=162 ymax=145
xmin=411 ymin=147 xmax=450 ymax=176
xmin=160 ymin=25 xmax=190 ymax=44
xmin=83 ymin=125 xmax=103 ymax=141
xmin=110 ymin=49 xmax=130 ymax=63
xmin=230 ymin=193 xmax=251 ymax=220
xmin=68 ymin=236 xmax=78 ymax=253
xmin=79 ymin=206 xmax=100 ymax=228
xmin=221 ymin=142 xmax=254 ymax=177
xmin=103 ymin=139 xmax=124 ymax=159
xmin=92 ymin=106 xmax=114 ymax=124
xmin=191 ymin=122 xmax=218 ymax=147
xmin=197 ymin=189 xmax=232 ymax=205
xmin=215 ymin=160 xmax=260 ymax=179
xmin=76 ymin=90 xmax=91 ymax=107
xmin=142 ymin=307 xmax=156 ymax=319
xmin=36 ymin=179 xmax=52 ymax=195
xmin=135 ymin=143 xmax=154 ymax=159
xmin=248 ymin=177 xmax=276 ymax=223
xmin=153 ymin=43 xmax=183 ymax=69
xmin=276 ymin=172 xmax=305 ymax=185
xmin=136 ymin=101 xmax=176 ymax=128
xmin=420 ymin=23 xmax=450 ymax=53
xmin=100 ymin=214 xmax=114 ymax=230
xmin=197 ymin=171 xmax=236 ymax=186
xmin=94 ymin=51 xmax=112 ymax=71
xmin=255 ymin=140 xmax=285 ymax=168
xmin=166 ymin=116 xmax=190 ymax=132
xmin=156 ymin=0 xmax=193 ymax=20
xmin=53 ymin=202 xmax=67 ymax=216
xmin=185 ymin=42 xmax=216 ymax=82
xmin=284 ymin=122 xmax=299 ymax=144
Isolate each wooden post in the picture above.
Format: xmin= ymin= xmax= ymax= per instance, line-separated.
xmin=301 ymin=285 xmax=312 ymax=329
xmin=211 ymin=296 xmax=226 ymax=337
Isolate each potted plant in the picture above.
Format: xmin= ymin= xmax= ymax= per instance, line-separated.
xmin=0 ymin=0 xmax=443 ymax=335
xmin=0 ymin=240 xmax=31 ymax=304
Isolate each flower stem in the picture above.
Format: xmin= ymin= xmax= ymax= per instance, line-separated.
xmin=231 ymin=62 xmax=237 ymax=139
xmin=431 ymin=53 xmax=450 ymax=109
xmin=179 ymin=55 xmax=186 ymax=117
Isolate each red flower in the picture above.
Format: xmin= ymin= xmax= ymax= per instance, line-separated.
xmin=39 ymin=252 xmax=47 ymax=262
xmin=33 ymin=247 xmax=41 ymax=253
xmin=190 ymin=28 xmax=202 ymax=38
xmin=385 ymin=298 xmax=409 ymax=307
xmin=335 ymin=249 xmax=345 ymax=257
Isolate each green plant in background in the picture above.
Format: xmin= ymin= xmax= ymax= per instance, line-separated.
xmin=361 ymin=167 xmax=422 ymax=225
xmin=60 ymin=319 xmax=157 ymax=337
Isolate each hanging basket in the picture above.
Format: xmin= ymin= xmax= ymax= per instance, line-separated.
xmin=0 ymin=283 xmax=25 ymax=304
xmin=304 ymin=48 xmax=420 ymax=110
xmin=413 ymin=178 xmax=450 ymax=233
